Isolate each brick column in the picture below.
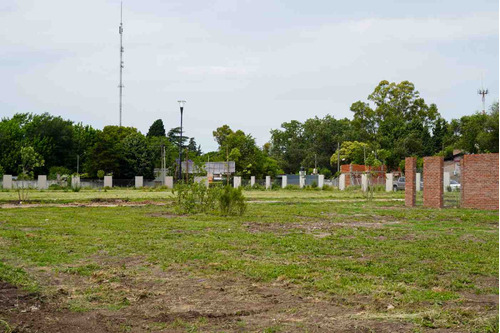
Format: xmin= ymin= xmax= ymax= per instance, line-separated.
xmin=461 ymin=153 xmax=499 ymax=210
xmin=405 ymin=157 xmax=416 ymax=207
xmin=423 ymin=156 xmax=443 ymax=208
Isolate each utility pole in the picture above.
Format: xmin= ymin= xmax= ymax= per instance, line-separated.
xmin=185 ymin=147 xmax=189 ymax=183
xmin=363 ymin=145 xmax=366 ymax=166
xmin=161 ymin=144 xmax=166 ymax=185
xmin=118 ymin=1 xmax=124 ymax=126
xmin=337 ymin=142 xmax=340 ymax=173
xmin=314 ymin=153 xmax=317 ymax=174
xmin=226 ymin=146 xmax=230 ymax=186
xmin=76 ymin=155 xmax=79 ymax=175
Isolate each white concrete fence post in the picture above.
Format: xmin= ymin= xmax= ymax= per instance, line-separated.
xmin=2 ymin=175 xmax=12 ymax=189
xmin=443 ymin=172 xmax=450 ymax=191
xmin=282 ymin=175 xmax=287 ymax=188
xmin=265 ymin=176 xmax=271 ymax=190
xmin=164 ymin=176 xmax=173 ymax=189
xmin=386 ymin=173 xmax=393 ymax=192
xmin=38 ymin=175 xmax=47 ymax=190
xmin=416 ymin=173 xmax=421 ymax=192
xmin=135 ymin=176 xmax=143 ymax=188
xmin=339 ymin=174 xmax=346 ymax=191
xmin=233 ymin=176 xmax=241 ymax=188
xmin=71 ymin=176 xmax=80 ymax=189
xmin=104 ymin=176 xmax=113 ymax=188
xmin=299 ymin=176 xmax=305 ymax=189
xmin=318 ymin=175 xmax=324 ymax=189
xmin=250 ymin=176 xmax=255 ymax=187
xmin=361 ymin=174 xmax=368 ymax=192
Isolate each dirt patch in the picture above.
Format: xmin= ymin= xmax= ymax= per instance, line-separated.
xmin=90 ymin=198 xmax=130 ymax=203
xmin=243 ymin=218 xmax=401 ymax=235
xmin=0 ymin=259 xmax=434 ymax=333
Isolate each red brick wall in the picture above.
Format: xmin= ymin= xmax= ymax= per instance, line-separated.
xmin=423 ymin=156 xmax=443 ymax=208
xmin=405 ymin=157 xmax=416 ymax=207
xmin=340 ymin=164 xmax=386 ymax=187
xmin=461 ymin=153 xmax=499 ymax=210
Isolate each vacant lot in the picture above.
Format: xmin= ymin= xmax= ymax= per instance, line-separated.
xmin=0 ymin=189 xmax=497 ymax=332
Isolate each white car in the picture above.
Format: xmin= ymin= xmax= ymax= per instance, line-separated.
xmin=449 ymin=180 xmax=461 ymax=191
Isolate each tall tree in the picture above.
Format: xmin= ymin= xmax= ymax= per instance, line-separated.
xmin=147 ymin=119 xmax=166 ymax=137
xmin=84 ymin=126 xmax=138 ymax=177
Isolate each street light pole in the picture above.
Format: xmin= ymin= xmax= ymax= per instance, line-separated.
xmin=177 ymin=100 xmax=186 ymax=182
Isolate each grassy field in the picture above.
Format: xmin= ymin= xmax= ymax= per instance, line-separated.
xmin=0 ymin=189 xmax=497 ymax=332
xmin=0 ymin=187 xmax=405 ymax=203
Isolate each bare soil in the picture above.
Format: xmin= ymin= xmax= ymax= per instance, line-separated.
xmin=0 ymin=256 xmax=479 ymax=333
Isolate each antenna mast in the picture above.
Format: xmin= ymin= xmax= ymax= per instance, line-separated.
xmin=118 ymin=2 xmax=124 ymax=126
xmin=478 ymin=87 xmax=488 ymax=114
xmin=477 ymin=75 xmax=488 ymax=113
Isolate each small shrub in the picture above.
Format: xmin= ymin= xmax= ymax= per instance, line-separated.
xmin=252 ymin=183 xmax=265 ymax=191
xmin=173 ymin=183 xmax=246 ymax=216
xmin=219 ymin=186 xmax=246 ymax=216
xmin=271 ymin=183 xmax=281 ymax=190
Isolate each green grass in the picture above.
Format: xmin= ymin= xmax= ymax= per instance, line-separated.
xmin=0 ymin=187 xmax=405 ymax=204
xmin=0 ymin=190 xmax=497 ymax=331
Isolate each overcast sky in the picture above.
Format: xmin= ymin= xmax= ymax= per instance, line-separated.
xmin=1 ymin=0 xmax=498 ymax=152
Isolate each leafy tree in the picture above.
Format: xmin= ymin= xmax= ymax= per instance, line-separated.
xmin=147 ymin=119 xmax=166 ymax=137
xmin=84 ymin=126 xmax=138 ymax=177
xmin=22 ymin=113 xmax=74 ymax=173
xmin=167 ymin=127 xmax=189 ymax=148
xmin=330 ymin=141 xmax=370 ymax=166
xmin=187 ymin=137 xmax=202 ymax=156
xmin=269 ymin=120 xmax=305 ymax=173
xmin=451 ymin=105 xmax=499 ymax=154
xmin=212 ymin=125 xmax=281 ymax=178
xmin=213 ymin=125 xmax=233 ymax=146
xmin=120 ymin=132 xmax=155 ymax=178
xmin=18 ymin=146 xmax=44 ymax=200
xmin=270 ymin=116 xmax=353 ymax=174
xmin=350 ymin=80 xmax=440 ymax=169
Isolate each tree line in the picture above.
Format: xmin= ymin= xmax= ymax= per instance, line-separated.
xmin=0 ymin=115 xmax=200 ymax=179
xmin=269 ymin=80 xmax=498 ymax=175
xmin=0 ymin=80 xmax=497 ymax=179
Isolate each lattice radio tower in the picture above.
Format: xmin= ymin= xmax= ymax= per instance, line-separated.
xmin=118 ymin=2 xmax=124 ymax=126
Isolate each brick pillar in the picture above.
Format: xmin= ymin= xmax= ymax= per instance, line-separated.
xmin=405 ymin=157 xmax=416 ymax=207
xmin=423 ymin=156 xmax=443 ymax=208
xmin=461 ymin=153 xmax=499 ymax=210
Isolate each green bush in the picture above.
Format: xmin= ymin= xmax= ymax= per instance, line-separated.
xmin=219 ymin=186 xmax=246 ymax=216
xmin=48 ymin=166 xmax=71 ymax=180
xmin=250 ymin=183 xmax=265 ymax=191
xmin=48 ymin=184 xmax=64 ymax=190
xmin=173 ymin=183 xmax=246 ymax=216
xmin=173 ymin=182 xmax=219 ymax=214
